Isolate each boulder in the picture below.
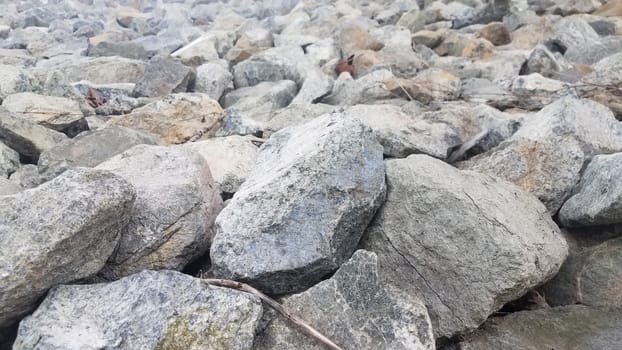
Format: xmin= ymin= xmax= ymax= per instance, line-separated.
xmin=0 ymin=141 xmax=19 ymax=178
xmin=13 ymin=270 xmax=262 ymax=350
xmin=32 ymin=56 xmax=145 ymax=85
xmin=0 ymin=177 xmax=20 ymax=195
xmin=0 ymin=65 xmax=32 ymax=100
xmin=194 ymin=62 xmax=233 ymax=101
xmin=210 ymin=114 xmax=386 ymax=294
xmin=96 ymin=144 xmax=223 ymax=279
xmin=132 ymin=55 xmax=195 ymax=98
xmin=361 ymin=155 xmax=568 ymax=340
xmin=0 ymin=168 xmax=135 ymax=327
xmin=551 ymin=16 xmax=600 ymax=50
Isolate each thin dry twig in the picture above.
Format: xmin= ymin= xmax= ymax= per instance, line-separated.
xmin=205 ymin=278 xmax=344 ymax=350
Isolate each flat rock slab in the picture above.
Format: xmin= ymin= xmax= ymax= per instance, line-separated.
xmin=0 ymin=168 xmax=135 ymax=327
xmin=96 ymin=144 xmax=223 ymax=279
xmin=254 ymin=250 xmax=435 ymax=350
xmin=132 ymin=55 xmax=195 ymax=98
xmin=210 ymin=114 xmax=386 ymax=294
xmin=0 ymin=141 xmax=19 ymax=178
xmin=361 ymin=155 xmax=568 ymax=340
xmin=1 ymin=92 xmax=83 ymax=133
xmin=13 ymin=270 xmax=262 ymax=350
xmin=453 ymin=305 xmax=622 ymax=350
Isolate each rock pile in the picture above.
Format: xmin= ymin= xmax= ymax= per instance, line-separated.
xmin=1 ymin=0 xmax=622 ymax=349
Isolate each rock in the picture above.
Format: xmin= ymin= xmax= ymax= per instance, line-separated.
xmin=511 ymin=73 xmax=572 ymax=109
xmin=549 ymin=0 xmax=602 ymax=15
xmin=254 ymin=250 xmax=436 ymax=350
xmin=0 ymin=108 xmax=67 ymax=163
xmin=460 ymin=78 xmax=518 ymax=109
xmin=461 ymin=97 xmax=622 ymax=213
xmin=184 ymin=136 xmax=258 ymax=194
xmin=223 ymin=80 xmax=297 ymax=115
xmin=551 ymin=16 xmax=600 ymax=51
xmin=522 ymin=44 xmax=574 ymax=79
xmin=0 ymin=168 xmax=135 ymax=328
xmin=109 ymin=93 xmax=224 ymax=144
xmin=323 ymin=69 xmax=394 ymax=105
xmin=13 ymin=270 xmax=262 ymax=350
xmin=342 ymin=104 xmax=460 ymax=159
xmin=412 ymin=29 xmax=444 ymax=48
xmin=86 ymin=40 xmax=152 ymax=60
xmin=37 ymin=126 xmax=160 ymax=183
xmin=564 ymin=36 xmax=622 ymax=65
xmin=559 ymin=153 xmax=622 ymax=227
xmin=0 ymin=177 xmax=20 ymax=195
xmin=132 ymin=55 xmax=195 ymax=98
xmin=0 ymin=65 xmax=32 ymax=100
xmin=32 ymin=56 xmax=145 ymax=85
xmin=398 ymin=9 xmax=427 ymax=34
xmin=232 ymin=46 xmax=303 ymax=88
xmin=386 ymin=68 xmax=461 ymax=103
xmin=581 ymin=52 xmax=622 ymax=116
xmin=453 ymin=305 xmax=622 ymax=350
xmin=593 ymin=0 xmax=622 ymax=17
xmin=96 ymin=145 xmax=222 ymax=279
xmin=194 ymin=62 xmax=233 ymax=101
xmin=477 ymin=22 xmax=511 ymax=46
xmin=210 ymin=114 xmax=386 ymax=294
xmin=7 ymin=164 xmax=41 ymax=189
xmin=263 ymin=103 xmax=336 ymax=137
xmin=1 ymin=93 xmax=85 ymax=135
xmin=589 ymin=19 xmax=617 ymax=36
xmin=361 ymin=154 xmax=568 ymax=340
xmin=0 ymin=141 xmax=19 ymax=178
xmin=541 ymin=236 xmax=622 ymax=308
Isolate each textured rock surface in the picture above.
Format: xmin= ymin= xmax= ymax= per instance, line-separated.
xmin=1 ymin=93 xmax=84 ymax=134
xmin=361 ymin=155 xmax=568 ymax=340
xmin=210 ymin=114 xmax=386 ymax=294
xmin=0 ymin=141 xmax=19 ymax=178
xmin=132 ymin=55 xmax=195 ymax=98
xmin=96 ymin=145 xmax=222 ymax=279
xmin=0 ymin=168 xmax=135 ymax=327
xmin=13 ymin=270 xmax=262 ymax=350
xmin=255 ymin=250 xmax=435 ymax=350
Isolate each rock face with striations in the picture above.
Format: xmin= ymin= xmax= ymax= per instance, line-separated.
xmin=210 ymin=114 xmax=386 ymax=294
xmin=361 ymin=155 xmax=568 ymax=340
xmin=0 ymin=168 xmax=135 ymax=328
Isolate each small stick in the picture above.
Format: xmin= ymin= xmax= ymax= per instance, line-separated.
xmin=205 ymin=278 xmax=344 ymax=350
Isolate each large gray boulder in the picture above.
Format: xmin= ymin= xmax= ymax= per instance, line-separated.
xmin=0 ymin=140 xmax=19 ymax=178
xmin=132 ymin=55 xmax=195 ymax=98
xmin=96 ymin=144 xmax=223 ymax=279
xmin=1 ymin=93 xmax=84 ymax=134
xmin=0 ymin=168 xmax=135 ymax=328
xmin=560 ymin=153 xmax=622 ymax=227
xmin=254 ymin=250 xmax=435 ymax=350
xmin=0 ymin=65 xmax=32 ymax=100
xmin=461 ymin=97 xmax=622 ymax=213
xmin=361 ymin=155 xmax=568 ymax=340
xmin=210 ymin=114 xmax=386 ymax=294
xmin=13 ymin=270 xmax=262 ymax=350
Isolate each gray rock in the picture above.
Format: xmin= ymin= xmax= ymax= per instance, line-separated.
xmin=263 ymin=103 xmax=336 ymax=137
xmin=184 ymin=136 xmax=258 ymax=194
xmin=361 ymin=155 xmax=568 ymax=340
xmin=132 ymin=56 xmax=195 ymax=98
xmin=0 ymin=177 xmax=20 ymax=195
xmin=223 ymin=80 xmax=297 ymax=114
xmin=13 ymin=270 xmax=262 ymax=350
xmin=453 ymin=305 xmax=622 ymax=350
xmin=1 ymin=93 xmax=85 ymax=134
xmin=522 ymin=44 xmax=572 ymax=78
xmin=32 ymin=56 xmax=145 ymax=85
xmin=549 ymin=0 xmax=602 ymax=15
xmin=460 ymin=78 xmax=518 ymax=109
xmin=0 ymin=108 xmax=67 ymax=163
xmin=195 ymin=62 xmax=233 ymax=101
xmin=461 ymin=97 xmax=622 ymax=213
xmin=37 ymin=126 xmax=160 ymax=183
xmin=254 ymin=250 xmax=435 ymax=350
xmin=96 ymin=145 xmax=223 ymax=279
xmin=560 ymin=153 xmax=622 ymax=227
xmin=541 ymin=236 xmax=622 ymax=308
xmin=0 ymin=141 xmax=19 ymax=178
xmin=343 ymin=104 xmax=460 ymax=159
xmin=0 ymin=168 xmax=135 ymax=328
xmin=8 ymin=164 xmax=41 ymax=189
xmin=551 ymin=16 xmax=600 ymax=51
xmin=0 ymin=65 xmax=32 ymax=100
xmin=510 ymin=73 xmax=573 ymax=109
xmin=232 ymin=46 xmax=304 ymax=88
xmin=322 ymin=69 xmax=394 ymax=105
xmin=589 ymin=20 xmax=617 ymax=36
xmin=565 ymin=36 xmax=622 ymax=65
xmin=210 ymin=114 xmax=386 ymax=294
xmin=86 ymin=40 xmax=153 ymax=60
xmin=583 ymin=51 xmax=622 ymax=86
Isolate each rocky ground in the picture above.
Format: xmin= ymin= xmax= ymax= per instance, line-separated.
xmin=1 ymin=0 xmax=622 ymax=349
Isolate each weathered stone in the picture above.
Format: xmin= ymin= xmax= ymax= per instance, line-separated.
xmin=132 ymin=56 xmax=195 ymax=98
xmin=453 ymin=305 xmax=622 ymax=350
xmin=361 ymin=155 xmax=568 ymax=340
xmin=37 ymin=126 xmax=159 ymax=182
xmin=13 ymin=270 xmax=262 ymax=350
xmin=195 ymin=62 xmax=233 ymax=101
xmin=0 ymin=108 xmax=67 ymax=163
xmin=255 ymin=250 xmax=435 ymax=350
xmin=522 ymin=44 xmax=574 ymax=79
xmin=1 ymin=93 xmax=84 ymax=134
xmin=0 ymin=168 xmax=135 ymax=328
xmin=0 ymin=141 xmax=19 ymax=178
xmin=232 ymin=46 xmax=303 ymax=88
xmin=210 ymin=114 xmax=386 ymax=294
xmin=86 ymin=40 xmax=152 ymax=60
xmin=386 ymin=68 xmax=461 ymax=103
xmin=477 ymin=22 xmax=511 ymax=46
xmin=0 ymin=65 xmax=32 ymax=100
xmin=551 ymin=16 xmax=600 ymax=51
xmin=511 ymin=73 xmax=572 ymax=109
xmin=7 ymin=164 xmax=41 ymax=189
xmin=184 ymin=136 xmax=257 ymax=194
xmin=550 ymin=0 xmax=602 ymax=15
xmin=223 ymin=80 xmax=297 ymax=115
xmin=560 ymin=153 xmax=622 ymax=227
xmin=323 ymin=69 xmax=394 ymax=105
xmin=565 ymin=36 xmax=622 ymax=65
xmin=96 ymin=145 xmax=222 ymax=279
xmin=263 ymin=103 xmax=336 ymax=137
xmin=0 ymin=176 xmax=20 ymax=195
xmin=109 ymin=93 xmax=223 ymax=144
xmin=32 ymin=56 xmax=145 ymax=85
xmin=594 ymin=0 xmax=622 ymax=16
xmin=412 ymin=29 xmax=444 ymax=48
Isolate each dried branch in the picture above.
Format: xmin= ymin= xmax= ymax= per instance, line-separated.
xmin=205 ymin=278 xmax=344 ymax=350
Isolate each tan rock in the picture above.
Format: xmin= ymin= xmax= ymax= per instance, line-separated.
xmin=594 ymin=0 xmax=622 ymax=16
xmin=477 ymin=22 xmax=511 ymax=46
xmin=412 ymin=29 xmax=444 ymax=48
xmin=1 ymin=93 xmax=83 ymax=132
xmin=462 ymin=38 xmax=495 ymax=60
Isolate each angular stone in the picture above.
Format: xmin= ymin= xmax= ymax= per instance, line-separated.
xmin=13 ymin=270 xmax=262 ymax=350
xmin=0 ymin=141 xmax=19 ymax=178
xmin=109 ymin=93 xmax=224 ymax=144
xmin=454 ymin=305 xmax=622 ymax=350
xmin=0 ymin=108 xmax=67 ymax=163
xmin=195 ymin=62 xmax=233 ymax=101
xmin=255 ymin=250 xmax=435 ymax=350
xmin=477 ymin=22 xmax=511 ymax=46
xmin=0 ymin=177 xmax=20 ymax=195
xmin=223 ymin=80 xmax=297 ymax=115
xmin=551 ymin=16 xmax=600 ymax=51
xmin=86 ymin=40 xmax=152 ymax=60
xmin=0 ymin=65 xmax=32 ymax=100
xmin=361 ymin=155 xmax=568 ymax=340
xmin=32 ymin=56 xmax=145 ymax=85
xmin=132 ymin=56 xmax=195 ymax=98
xmin=232 ymin=46 xmax=304 ymax=88
xmin=37 ymin=126 xmax=160 ymax=182
xmin=564 ymin=36 xmax=622 ymax=65
xmin=560 ymin=153 xmax=622 ymax=227
xmin=184 ymin=136 xmax=257 ymax=194
xmin=594 ymin=0 xmax=622 ymax=17
xmin=210 ymin=115 xmax=386 ymax=294
xmin=323 ymin=69 xmax=394 ymax=105
xmin=0 ymin=168 xmax=135 ymax=327
xmin=96 ymin=145 xmax=222 ymax=279
xmin=412 ymin=29 xmax=444 ymax=48
xmin=1 ymin=93 xmax=84 ymax=134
